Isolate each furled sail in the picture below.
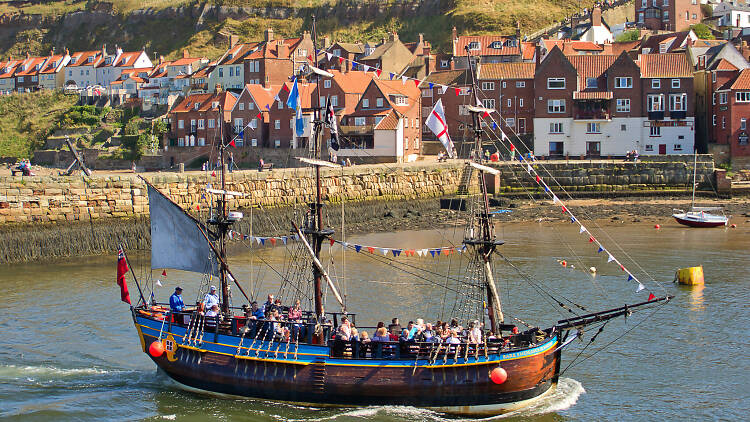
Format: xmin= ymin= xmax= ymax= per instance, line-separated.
xmin=147 ymin=185 xmax=218 ymax=275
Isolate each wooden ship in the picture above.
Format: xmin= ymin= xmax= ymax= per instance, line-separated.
xmin=121 ymin=20 xmax=670 ymax=416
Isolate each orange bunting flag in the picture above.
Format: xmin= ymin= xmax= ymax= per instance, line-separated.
xmin=409 ymin=249 xmax=416 ymax=257
xmin=367 ymin=247 xmax=375 ymax=254
xmin=269 ymin=238 xmax=277 ymax=246
xmin=444 ymin=248 xmax=452 ymax=256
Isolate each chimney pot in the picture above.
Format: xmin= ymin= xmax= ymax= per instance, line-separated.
xmin=265 ymin=27 xmax=274 ymax=42
xmin=452 ymin=27 xmax=457 ymax=41
xmin=183 ymin=49 xmax=189 ymax=58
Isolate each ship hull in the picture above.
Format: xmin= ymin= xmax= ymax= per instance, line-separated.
xmin=135 ymin=314 xmax=560 ymax=416
xmin=673 ymin=213 xmax=728 ymax=228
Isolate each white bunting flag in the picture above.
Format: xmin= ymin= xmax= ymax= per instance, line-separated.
xmin=274 ymin=94 xmax=280 ymax=102
xmin=255 ymin=237 xmax=262 ymax=245
xmin=401 ymin=75 xmax=408 ymax=85
xmin=636 ymin=283 xmax=645 ymax=292
xmin=440 ymin=85 xmax=447 ymax=94
xmin=527 ymin=163 xmax=532 ymax=173
xmin=552 ymin=195 xmax=560 ymax=204
xmin=579 ymin=225 xmax=586 ymax=234
xmin=417 ymin=249 xmax=424 ymax=257
xmin=381 ymin=248 xmax=389 ymax=256
xmin=363 ymin=64 xmax=370 ymax=73
xmin=156 ymin=279 xmax=162 ymax=287
xmin=607 ymin=253 xmax=615 ymax=263
xmin=326 ymin=52 xmax=332 ymax=61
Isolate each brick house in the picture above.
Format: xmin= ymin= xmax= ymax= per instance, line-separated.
xmin=229 ymin=84 xmax=275 ymax=148
xmin=320 ymin=42 xmax=365 ymax=71
xmin=267 ymin=81 xmax=317 ymax=149
xmin=340 ymin=79 xmax=421 ymax=163
xmin=452 ymin=28 xmax=535 ymax=68
xmin=209 ymin=42 xmax=260 ymax=91
xmin=478 ymin=62 xmax=536 ymax=138
xmin=713 ymin=69 xmax=750 ymax=167
xmin=311 ymin=70 xmax=373 ymax=146
xmin=14 ymin=55 xmax=47 ymax=92
xmin=169 ymin=89 xmax=238 ymax=147
xmin=636 ymin=0 xmax=702 ymax=32
xmin=420 ymin=69 xmax=473 ymax=155
xmin=243 ymin=29 xmax=313 ymax=88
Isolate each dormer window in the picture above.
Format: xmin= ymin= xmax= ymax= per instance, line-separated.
xmin=35 ymin=64 xmax=41 ymax=70
xmin=586 ymin=78 xmax=597 ymax=88
xmin=468 ymin=42 xmax=481 ymax=50
xmin=71 ymin=57 xmax=77 ymax=64
xmin=393 ymin=95 xmax=408 ymax=106
xmin=227 ymin=53 xmax=233 ymax=60
xmin=212 ymin=101 xmax=219 ymax=109
xmin=105 ymin=57 xmax=112 ymax=64
xmin=490 ymin=41 xmax=502 ymax=49
xmin=87 ymin=56 xmax=93 ymax=63
xmin=194 ymin=103 xmax=199 ymax=110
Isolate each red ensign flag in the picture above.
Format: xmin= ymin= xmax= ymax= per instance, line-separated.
xmin=116 ymin=247 xmax=132 ymax=304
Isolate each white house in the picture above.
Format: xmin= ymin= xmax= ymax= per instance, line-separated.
xmin=96 ymin=48 xmax=152 ymax=90
xmin=64 ymin=50 xmax=102 ymax=89
xmin=713 ymin=1 xmax=750 ymax=28
xmin=208 ymin=43 xmax=258 ymax=91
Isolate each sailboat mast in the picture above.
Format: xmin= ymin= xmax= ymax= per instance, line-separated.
xmin=219 ymin=104 xmax=229 ymax=313
xmin=466 ymin=48 xmax=504 ymax=333
xmin=691 ymin=148 xmax=697 ymax=209
xmin=311 ymin=15 xmax=325 ymax=320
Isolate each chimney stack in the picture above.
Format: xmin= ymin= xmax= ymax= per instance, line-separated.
xmin=102 ymin=44 xmax=107 ymax=57
xmin=265 ymin=27 xmax=274 ymax=42
xmin=183 ymin=49 xmax=189 ymax=58
xmin=278 ymin=43 xmax=289 ymax=58
xmin=592 ymin=6 xmax=602 ymax=28
xmin=452 ymin=27 xmax=457 ymax=41
xmin=516 ymin=21 xmax=521 ymax=39
xmin=229 ymin=34 xmax=239 ymax=48
xmin=389 ymin=32 xmax=398 ymax=42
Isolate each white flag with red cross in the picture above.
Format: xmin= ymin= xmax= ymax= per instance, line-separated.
xmin=425 ymin=99 xmax=454 ymax=158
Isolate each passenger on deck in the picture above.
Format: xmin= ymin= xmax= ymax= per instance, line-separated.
xmin=288 ymin=299 xmax=303 ymax=321
xmin=204 ymin=304 xmax=221 ymax=330
xmin=336 ymin=316 xmax=352 ymax=340
xmin=360 ymin=331 xmax=371 ymax=344
xmin=399 ymin=328 xmax=413 ymax=343
xmin=202 ymin=286 xmax=219 ymax=311
xmin=262 ymin=294 xmax=276 ymax=316
xmin=372 ymin=327 xmax=390 ymax=342
xmin=169 ymin=286 xmax=184 ymax=312
xmin=350 ymin=327 xmax=360 ymax=342
xmin=388 ymin=318 xmax=401 ymax=338
xmin=468 ymin=320 xmax=482 ymax=344
xmin=422 ymin=323 xmax=436 ymax=342
xmin=446 ymin=329 xmax=461 ymax=344
xmin=247 ymin=301 xmax=264 ymax=319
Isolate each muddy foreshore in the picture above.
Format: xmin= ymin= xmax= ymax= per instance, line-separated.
xmin=1 ymin=194 xmax=749 ymax=265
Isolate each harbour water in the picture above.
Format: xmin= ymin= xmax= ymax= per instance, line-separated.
xmin=1 ymin=220 xmax=748 ymax=421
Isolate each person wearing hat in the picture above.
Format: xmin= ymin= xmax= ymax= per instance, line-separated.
xmin=203 ymin=285 xmax=220 ymax=312
xmin=169 ymin=286 xmax=184 ymax=312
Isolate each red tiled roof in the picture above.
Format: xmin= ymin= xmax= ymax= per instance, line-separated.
xmin=149 ymin=62 xmax=170 ymax=78
xmin=170 ymin=57 xmax=203 ymax=66
xmin=521 ymin=42 xmax=536 ymax=60
xmin=278 ymin=81 xmax=318 ymax=108
xmin=716 ymin=58 xmax=739 ymax=71
xmin=114 ymin=51 xmax=143 ymax=68
xmin=374 ymin=109 xmax=400 ymax=130
xmin=729 ymin=69 xmax=750 ymax=90
xmin=172 ymin=93 xmax=214 ymax=113
xmin=68 ymin=51 xmax=101 ymax=67
xmin=543 ymin=39 xmax=604 ymax=54
xmin=241 ymin=84 xmax=275 ymax=117
xmin=14 ymin=57 xmax=47 ymax=76
xmin=568 ymin=54 xmax=618 ymax=78
xmin=478 ymin=62 xmax=535 ymax=80
xmin=637 ymin=53 xmax=692 ymax=78
xmin=573 ymin=91 xmax=613 ymax=100
xmin=40 ymin=55 xmax=65 ymax=74
xmin=0 ymin=60 xmax=21 ymax=78
xmin=455 ymin=35 xmax=522 ymax=57
xmin=330 ymin=70 xmax=373 ymax=94
xmin=219 ymin=43 xmax=261 ymax=65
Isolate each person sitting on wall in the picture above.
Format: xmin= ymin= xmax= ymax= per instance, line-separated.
xmin=258 ymin=157 xmax=265 ymax=172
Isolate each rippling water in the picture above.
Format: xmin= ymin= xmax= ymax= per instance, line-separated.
xmin=1 ymin=220 xmax=749 ymax=421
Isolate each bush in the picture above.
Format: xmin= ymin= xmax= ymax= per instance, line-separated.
xmin=120 ymin=134 xmax=148 ymax=160
xmin=691 ymin=23 xmax=715 ymax=39
xmin=124 ymin=117 xmax=142 ymax=136
xmin=616 ymin=30 xmax=640 ymax=42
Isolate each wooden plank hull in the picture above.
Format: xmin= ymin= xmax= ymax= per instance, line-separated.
xmin=135 ymin=315 xmax=561 ymax=416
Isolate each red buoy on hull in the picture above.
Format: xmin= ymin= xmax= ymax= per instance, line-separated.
xmin=149 ymin=341 xmax=164 ymax=357
xmin=490 ymin=367 xmax=508 ymax=384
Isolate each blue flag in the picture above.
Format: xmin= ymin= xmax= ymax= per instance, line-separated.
xmin=286 ymin=78 xmax=304 ymax=137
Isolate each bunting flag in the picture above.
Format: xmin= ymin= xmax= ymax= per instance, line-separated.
xmin=390 ymin=72 xmax=395 ymax=80
xmin=363 ymin=64 xmax=370 ymax=73
xmin=579 ymin=225 xmax=585 ymax=233
xmin=339 ymin=57 xmax=344 ymax=64
xmin=355 ymin=245 xmax=362 ymax=253
xmin=589 ymin=236 xmax=595 ymax=243
xmin=607 ymin=254 xmax=615 ymax=263
xmin=637 ymin=283 xmax=645 ymax=292
xmin=413 ymin=79 xmax=420 ymax=88
xmin=454 ymin=87 xmax=460 ymax=96
xmin=428 ymin=82 xmax=434 ymax=89
xmin=367 ymin=246 xmax=375 ymax=254
xmin=376 ymin=69 xmax=382 ymax=78
xmin=648 ymin=293 xmax=656 ymax=301
xmin=401 ymin=75 xmax=408 ymax=85
xmin=162 ymin=270 xmax=167 ymax=277
xmin=326 ymin=52 xmax=332 ymax=61
xmin=156 ymin=279 xmax=162 ymax=287
xmin=598 ymin=246 xmax=604 ymax=253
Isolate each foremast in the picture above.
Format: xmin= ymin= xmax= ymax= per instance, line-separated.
xmin=464 ymin=46 xmax=504 ymax=334
xmin=209 ymin=103 xmax=231 ymax=314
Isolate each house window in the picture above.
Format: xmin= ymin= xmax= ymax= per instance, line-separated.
xmin=468 ymin=42 xmax=481 ymax=50
xmin=506 ymin=118 xmax=515 ymax=128
xmin=585 ymin=78 xmax=597 ymax=88
xmin=229 ymin=67 xmax=234 ymax=77
xmin=516 ymin=81 xmax=525 ymax=88
xmin=736 ymin=92 xmax=750 ymax=102
xmin=650 ymin=126 xmax=661 ymax=137
xmin=248 ymin=102 xmax=254 ymax=110
xmin=324 ymin=80 xmax=331 ymax=88
xmin=239 ymin=102 xmax=244 ymax=111
xmin=274 ymin=120 xmax=280 ymax=129
xmin=251 ymin=138 xmax=258 ymax=146
xmin=198 ymin=119 xmax=205 ymax=129
xmin=363 ymin=98 xmax=369 ymax=108
xmin=483 ymin=99 xmax=496 ymax=109
xmin=712 ymin=115 xmax=716 ymax=126
xmin=17 ymin=77 xmax=23 ymax=82
xmin=712 ymin=72 xmax=717 ymax=83
xmin=547 ymin=78 xmax=565 ymax=89
xmin=198 ymin=137 xmax=205 ymax=146
xmin=615 ymin=77 xmax=632 ymax=88
xmin=290 ymin=119 xmax=294 ymax=129
xmin=395 ymin=96 xmax=408 ymax=105
xmin=713 ymin=93 xmax=716 ymax=105
xmin=208 ymin=119 xmax=215 ymax=128
xmin=586 ymin=123 xmax=601 ymax=133
xmin=331 ymin=95 xmax=338 ymax=107
xmin=502 ymin=81 xmax=507 ymax=88
xmin=722 ymin=116 xmax=726 ymax=128
xmin=647 ymin=94 xmax=664 ymax=111
xmin=354 ymin=117 xmax=366 ymax=126
xmin=519 ymin=98 xmax=524 ymax=107
xmin=482 ymin=82 xmax=495 ymax=91
xmin=645 ymin=144 xmax=653 ymax=152
xmin=275 ymin=140 xmax=281 ymax=148
xmin=235 ymin=66 xmax=241 ymax=76
xmin=674 ymin=144 xmax=683 ymax=151
xmin=548 ymin=99 xmax=566 ymax=113
xmin=233 ymin=118 xmax=243 ymax=133
xmin=218 ymin=68 xmax=223 ymax=77
xmin=663 ymin=0 xmax=668 ymax=5
xmin=376 ymin=98 xmax=384 ymax=107
xmin=405 ymin=137 xmax=409 ymax=150
xmin=651 ymin=79 xmax=660 ymax=89
xmin=720 ymin=92 xmax=728 ymax=104
xmin=671 ymin=79 xmax=680 ymax=89
xmin=194 ymin=103 xmax=199 ymax=110
xmin=278 ymin=100 xmax=283 ymax=109
xmin=178 ymin=120 xmax=184 ymax=129
xmin=549 ymin=122 xmax=563 ymax=133
xmin=616 ymin=98 xmax=631 ymax=112
xmin=669 ymin=94 xmax=687 ymax=111
xmin=621 ymin=124 xmax=627 ymax=131
xmin=742 ymin=118 xmax=747 ymax=130
xmin=421 ymin=88 xmax=433 ymax=98
xmin=333 ymin=49 xmax=341 ymax=57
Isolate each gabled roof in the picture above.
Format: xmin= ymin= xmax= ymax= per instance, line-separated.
xmin=640 ymin=31 xmax=695 ymax=54
xmin=328 ymin=70 xmax=372 ymax=94
xmin=277 ymin=81 xmax=318 ymax=109
xmin=359 ymin=40 xmax=401 ymax=61
xmin=15 ymin=57 xmax=47 ymax=76
xmin=702 ymin=42 xmax=749 ymax=71
xmin=170 ymin=56 xmax=205 ymax=67
xmin=521 ymin=42 xmax=536 ymax=61
xmin=420 ymin=69 xmax=471 ymax=86
xmin=172 ymin=91 xmax=238 ymax=114
xmin=240 ymin=84 xmax=275 ymax=115
xmin=40 ymin=55 xmax=65 ymax=74
xmin=371 ymin=79 xmax=420 ymax=109
xmin=716 ymin=58 xmax=739 ymax=71
xmin=114 ymin=51 xmax=145 ymax=68
xmin=0 ymin=60 xmax=21 ymax=78
xmin=542 ymin=39 xmax=604 ymax=55
xmin=68 ymin=51 xmax=101 ymax=67
xmin=568 ymin=54 xmax=618 ymax=79
xmin=638 ymin=53 xmax=693 ymax=78
xmin=172 ymin=93 xmax=214 ymax=113
xmin=218 ymin=43 xmax=261 ymax=66
xmin=693 ymin=39 xmax=726 ymax=48
xmin=719 ymin=68 xmax=750 ymax=90
xmin=478 ymin=63 xmax=535 ymax=80
xmin=374 ymin=109 xmax=400 ymax=130
xmin=191 ymin=62 xmax=216 ymax=78
xmin=331 ymin=42 xmax=365 ymax=54
xmin=149 ymin=61 xmax=170 ymax=78
xmin=455 ymin=35 xmax=522 ymax=57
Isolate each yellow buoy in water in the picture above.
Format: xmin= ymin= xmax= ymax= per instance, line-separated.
xmin=675 ymin=265 xmax=704 ymax=285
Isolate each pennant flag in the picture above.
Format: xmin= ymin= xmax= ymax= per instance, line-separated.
xmin=355 ymin=245 xmax=362 ymax=253
xmin=440 ymin=85 xmax=447 ymax=94
xmin=648 ymin=293 xmax=656 ymax=301
xmin=425 ymin=98 xmax=455 ymax=158
xmin=544 ymin=185 xmax=550 ymax=192
xmin=536 ymin=175 xmax=541 ymax=183
xmin=196 ymin=204 xmax=200 ymax=211
xmin=367 ymin=246 xmax=375 ymax=254
xmin=380 ymin=248 xmax=388 ymax=256
xmin=620 ymin=264 xmax=625 ymax=271
xmin=363 ymin=64 xmax=370 ymax=73
xmin=527 ymin=163 xmax=532 ymax=172
xmin=282 ymin=83 xmax=290 ymax=92
xmin=598 ymin=246 xmax=604 ymax=253
xmin=444 ymin=248 xmax=452 ymax=256
xmin=408 ymin=249 xmax=415 ymax=257
xmin=265 ymin=104 xmax=270 ymax=110
xmin=392 ymin=249 xmax=401 ymax=257
xmin=282 ymin=237 xmax=288 ymax=245
xmin=330 ymin=238 xmax=335 ymax=246
xmin=627 ymin=274 xmax=634 ymax=281
xmin=553 ymin=195 xmax=559 ymax=204
xmin=430 ymin=250 xmax=436 ymax=258
xmin=229 ymin=138 xmax=236 ymax=147
xmin=417 ymin=249 xmax=424 ymax=257
xmin=339 ymin=57 xmax=344 ymax=64
xmin=255 ymin=237 xmax=262 ymax=245
xmin=307 ymin=54 xmax=313 ymax=62
xmin=156 ymin=279 xmax=162 ymax=287
xmin=571 ymin=216 xmax=576 ymax=223
xmin=607 ymin=254 xmax=614 ymax=263
xmin=492 ymin=122 xmax=497 ymax=129
xmin=260 ymin=238 xmax=266 ymax=245
xmin=326 ymin=52 xmax=332 ymax=61
xmin=116 ymin=247 xmax=132 ymax=305
xmin=269 ymin=238 xmax=277 ymax=246
xmin=637 ymin=283 xmax=645 ymax=292
xmin=589 ymin=236 xmax=595 ymax=243
xmin=286 ymin=77 xmax=305 ymax=136
xmin=510 ymin=144 xmax=515 ymax=151
xmin=352 ymin=61 xmax=356 ymax=70
xmin=435 ymin=249 xmax=442 ymax=256
xmin=376 ymin=69 xmax=382 ymax=78
xmin=390 ymin=72 xmax=395 ymax=80
xmin=211 ymin=171 xmax=216 ymax=177
xmin=429 ymin=82 xmax=434 ymax=89
xmin=562 ymin=206 xmax=567 ymax=213
xmin=454 ymin=87 xmax=460 ymax=96
xmin=414 ymin=79 xmax=420 ymax=88
xmin=162 ymin=270 xmax=167 ymax=277
xmin=401 ymin=75 xmax=408 ymax=85
xmin=482 ymin=111 xmax=489 ymax=118
xmin=579 ymin=225 xmax=585 ymax=233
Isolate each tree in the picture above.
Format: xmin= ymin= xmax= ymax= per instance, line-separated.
xmin=690 ymin=23 xmax=715 ymax=40
xmin=616 ymin=30 xmax=640 ymax=42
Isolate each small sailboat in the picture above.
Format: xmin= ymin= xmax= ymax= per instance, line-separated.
xmin=117 ymin=21 xmax=671 ymax=416
xmin=672 ymin=151 xmax=728 ymax=228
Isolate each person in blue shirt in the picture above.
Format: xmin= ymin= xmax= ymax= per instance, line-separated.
xmin=169 ymin=287 xmax=184 ymax=312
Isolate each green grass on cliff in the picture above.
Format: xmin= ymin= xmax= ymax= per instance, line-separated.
xmin=0 ymin=91 xmax=78 ymax=159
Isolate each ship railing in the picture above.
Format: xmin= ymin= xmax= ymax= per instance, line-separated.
xmin=329 ymin=339 xmax=512 ymax=360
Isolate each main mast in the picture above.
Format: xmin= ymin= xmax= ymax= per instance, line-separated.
xmin=217 ymin=103 xmax=230 ymax=313
xmin=465 ymin=47 xmax=504 ymax=334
